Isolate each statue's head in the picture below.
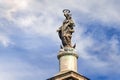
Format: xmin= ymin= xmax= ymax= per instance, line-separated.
xmin=63 ymin=9 xmax=71 ymax=19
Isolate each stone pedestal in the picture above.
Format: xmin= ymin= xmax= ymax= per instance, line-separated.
xmin=57 ymin=47 xmax=78 ymax=73
xmin=47 ymin=47 xmax=89 ymax=80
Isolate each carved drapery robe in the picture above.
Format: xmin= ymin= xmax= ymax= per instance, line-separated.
xmin=57 ymin=10 xmax=75 ymax=48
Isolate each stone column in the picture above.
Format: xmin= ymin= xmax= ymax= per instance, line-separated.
xmin=57 ymin=47 xmax=78 ymax=73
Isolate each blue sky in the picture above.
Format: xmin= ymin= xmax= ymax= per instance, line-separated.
xmin=0 ymin=0 xmax=120 ymax=80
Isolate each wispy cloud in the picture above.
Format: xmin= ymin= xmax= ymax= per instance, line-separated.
xmin=0 ymin=56 xmax=56 ymax=80
xmin=0 ymin=33 xmax=13 ymax=47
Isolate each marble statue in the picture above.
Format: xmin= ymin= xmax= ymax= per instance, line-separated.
xmin=57 ymin=9 xmax=75 ymax=48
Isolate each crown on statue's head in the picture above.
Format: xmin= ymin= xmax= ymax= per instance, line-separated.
xmin=63 ymin=9 xmax=70 ymax=14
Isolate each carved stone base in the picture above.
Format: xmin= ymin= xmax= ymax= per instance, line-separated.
xmin=47 ymin=47 xmax=89 ymax=80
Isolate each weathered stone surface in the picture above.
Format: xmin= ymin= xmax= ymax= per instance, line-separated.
xmin=57 ymin=9 xmax=75 ymax=48
xmin=57 ymin=47 xmax=78 ymax=72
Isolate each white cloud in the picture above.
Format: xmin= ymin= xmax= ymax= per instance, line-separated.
xmin=0 ymin=0 xmax=32 ymax=20
xmin=74 ymin=27 xmax=94 ymax=59
xmin=0 ymin=57 xmax=53 ymax=80
xmin=76 ymin=33 xmax=120 ymax=74
xmin=109 ymin=35 xmax=119 ymax=54
xmin=0 ymin=0 xmax=120 ymax=40
xmin=0 ymin=33 xmax=13 ymax=47
xmin=15 ymin=15 xmax=37 ymax=28
xmin=74 ymin=0 xmax=120 ymax=24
